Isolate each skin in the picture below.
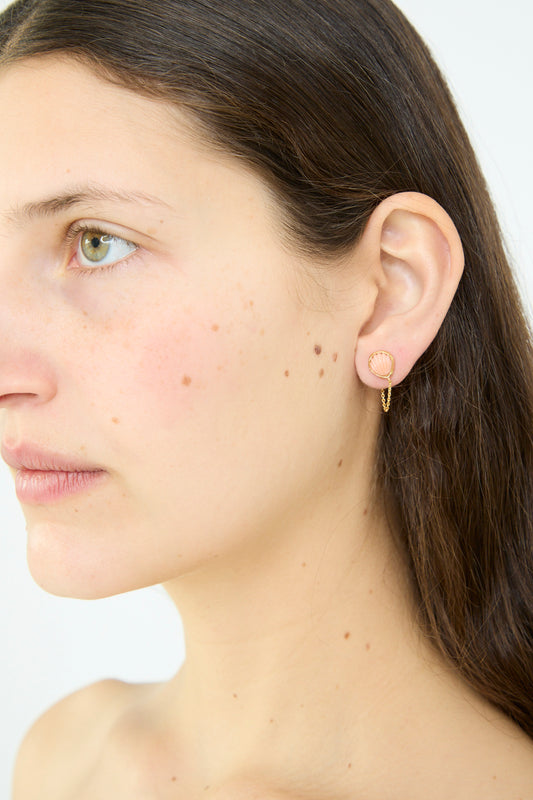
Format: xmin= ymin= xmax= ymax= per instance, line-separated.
xmin=1 ymin=57 xmax=533 ymax=800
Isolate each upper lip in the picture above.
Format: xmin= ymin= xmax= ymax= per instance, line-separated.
xmin=0 ymin=442 xmax=104 ymax=473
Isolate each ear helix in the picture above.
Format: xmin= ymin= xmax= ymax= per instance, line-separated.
xmin=368 ymin=351 xmax=395 ymax=413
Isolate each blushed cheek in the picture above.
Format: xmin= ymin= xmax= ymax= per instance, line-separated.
xmin=127 ymin=318 xmax=240 ymax=429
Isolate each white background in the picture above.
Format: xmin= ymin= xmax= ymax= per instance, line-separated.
xmin=1 ymin=0 xmax=532 ymax=796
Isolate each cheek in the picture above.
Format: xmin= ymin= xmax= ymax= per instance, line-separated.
xmin=116 ymin=313 xmax=247 ymax=430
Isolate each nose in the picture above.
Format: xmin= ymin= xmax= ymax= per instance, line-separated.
xmin=0 ymin=272 xmax=57 ymax=408
xmin=0 ymin=356 xmax=57 ymax=408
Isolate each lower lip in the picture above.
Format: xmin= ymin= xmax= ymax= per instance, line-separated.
xmin=14 ymin=469 xmax=106 ymax=504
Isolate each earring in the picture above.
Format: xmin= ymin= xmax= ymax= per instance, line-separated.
xmin=368 ymin=351 xmax=395 ymax=413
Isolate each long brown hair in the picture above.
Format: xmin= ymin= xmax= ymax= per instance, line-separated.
xmin=2 ymin=0 xmax=532 ymax=736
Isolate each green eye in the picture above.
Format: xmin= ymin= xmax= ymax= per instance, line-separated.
xmin=80 ymin=232 xmax=112 ymax=263
xmin=75 ymin=229 xmax=137 ymax=269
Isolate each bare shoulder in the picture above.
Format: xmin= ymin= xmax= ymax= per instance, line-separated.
xmin=12 ymin=678 xmax=148 ymax=800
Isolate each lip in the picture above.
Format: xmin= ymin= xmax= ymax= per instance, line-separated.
xmin=1 ymin=441 xmax=103 ymax=473
xmin=1 ymin=442 xmax=107 ymax=504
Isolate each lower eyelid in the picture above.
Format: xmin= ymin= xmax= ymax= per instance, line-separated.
xmin=70 ymin=248 xmax=142 ymax=276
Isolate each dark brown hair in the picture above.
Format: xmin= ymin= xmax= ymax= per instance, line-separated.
xmin=2 ymin=0 xmax=532 ymax=736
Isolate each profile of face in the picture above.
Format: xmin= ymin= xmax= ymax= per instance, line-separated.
xmin=0 ymin=57 xmax=378 ymax=599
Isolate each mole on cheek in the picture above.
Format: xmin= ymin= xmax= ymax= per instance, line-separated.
xmin=211 ymin=324 xmax=220 ymax=332
xmin=182 ymin=375 xmax=192 ymax=386
xmin=111 ymin=417 xmax=120 ymax=425
xmin=284 ymin=370 xmax=290 ymax=377
xmin=314 ymin=345 xmax=322 ymax=355
xmin=319 ymin=369 xmax=325 ymax=378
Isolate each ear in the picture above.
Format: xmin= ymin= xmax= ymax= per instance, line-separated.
xmin=354 ymin=192 xmax=464 ymax=390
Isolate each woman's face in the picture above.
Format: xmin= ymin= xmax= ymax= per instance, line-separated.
xmin=0 ymin=58 xmax=373 ymax=598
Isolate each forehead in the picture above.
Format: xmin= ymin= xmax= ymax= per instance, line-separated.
xmin=0 ymin=55 xmax=309 ymax=274
xmin=0 ymin=57 xmax=210 ymax=215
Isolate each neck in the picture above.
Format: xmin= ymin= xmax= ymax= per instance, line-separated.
xmin=157 ymin=485 xmax=457 ymax=797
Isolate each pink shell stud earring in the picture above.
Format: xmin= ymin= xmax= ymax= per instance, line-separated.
xmin=368 ymin=351 xmax=395 ymax=413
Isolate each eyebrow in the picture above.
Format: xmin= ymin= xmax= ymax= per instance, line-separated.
xmin=3 ymin=184 xmax=173 ymax=226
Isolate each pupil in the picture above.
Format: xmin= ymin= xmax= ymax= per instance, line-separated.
xmin=91 ymin=237 xmax=101 ymax=249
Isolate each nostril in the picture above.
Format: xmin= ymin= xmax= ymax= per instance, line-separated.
xmin=0 ymin=392 xmax=42 ymax=406
xmin=0 ymin=364 xmax=57 ymax=406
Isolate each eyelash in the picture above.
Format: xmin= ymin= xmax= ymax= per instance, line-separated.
xmin=64 ymin=222 xmax=141 ymax=276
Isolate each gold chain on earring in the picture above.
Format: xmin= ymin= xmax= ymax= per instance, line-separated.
xmin=368 ymin=351 xmax=395 ymax=413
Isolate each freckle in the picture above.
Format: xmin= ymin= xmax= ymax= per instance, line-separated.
xmin=337 ymin=459 xmax=343 ymax=468
xmin=111 ymin=417 xmax=120 ymax=424
xmin=249 ymin=300 xmax=254 ymax=307
xmin=369 ymin=589 xmax=374 ymax=595
xmin=301 ymin=562 xmax=307 ymax=567
xmin=233 ymin=693 xmax=238 ymax=699
xmin=269 ymin=718 xmax=275 ymax=724
xmin=344 ymin=632 xmax=351 ymax=640
xmin=366 ymin=642 xmax=371 ymax=651
xmin=182 ymin=375 xmax=192 ymax=386
xmin=211 ymin=324 xmax=219 ymax=332
xmin=171 ymin=777 xmax=177 ymax=782
xmin=332 ymin=353 xmax=338 ymax=362
xmin=363 ymin=508 xmax=368 ymax=516
xmin=74 ymin=508 xmax=79 ymax=513
xmin=319 ymin=368 xmax=324 ymax=378
xmin=82 ymin=310 xmax=88 ymax=317
xmin=348 ymin=763 xmax=352 ymax=770
xmin=314 ymin=344 xmax=322 ymax=355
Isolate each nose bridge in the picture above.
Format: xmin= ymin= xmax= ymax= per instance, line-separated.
xmin=0 ymin=256 xmax=58 ymax=407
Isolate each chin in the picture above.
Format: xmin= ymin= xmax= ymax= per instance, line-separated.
xmin=27 ymin=557 xmax=130 ymax=600
xmin=24 ymin=519 xmax=146 ymax=600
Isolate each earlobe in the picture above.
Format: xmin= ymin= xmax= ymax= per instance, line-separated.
xmin=354 ymin=192 xmax=464 ymax=397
